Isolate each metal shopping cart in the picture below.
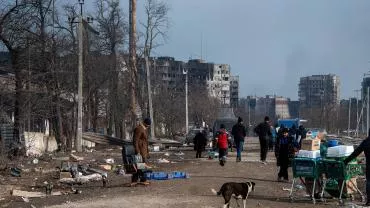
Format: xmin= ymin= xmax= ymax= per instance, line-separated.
xmin=321 ymin=159 xmax=365 ymax=204
xmin=289 ymin=158 xmax=324 ymax=204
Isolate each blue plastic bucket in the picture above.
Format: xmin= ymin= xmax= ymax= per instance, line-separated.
xmin=327 ymin=139 xmax=339 ymax=147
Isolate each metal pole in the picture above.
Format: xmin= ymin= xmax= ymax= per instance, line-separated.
xmin=367 ymin=86 xmax=369 ymax=135
xmin=76 ymin=16 xmax=83 ymax=152
xmin=356 ymin=96 xmax=359 ymax=136
xmin=348 ymin=98 xmax=351 ymax=137
xmin=185 ymin=69 xmax=189 ymax=134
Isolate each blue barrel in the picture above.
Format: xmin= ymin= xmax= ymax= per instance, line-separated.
xmin=327 ymin=139 xmax=339 ymax=147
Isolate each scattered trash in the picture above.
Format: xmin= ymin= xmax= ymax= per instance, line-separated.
xmin=70 ymin=154 xmax=84 ymax=162
xmin=153 ymin=146 xmax=160 ymax=152
xmin=32 ymin=159 xmax=39 ymax=164
xmin=282 ymin=187 xmax=291 ymax=191
xmin=164 ymin=152 xmax=170 ymax=156
xmin=22 ymin=197 xmax=30 ymax=203
xmin=157 ymin=158 xmax=170 ymax=163
xmin=99 ymin=164 xmax=112 ymax=171
xmin=10 ymin=167 xmax=22 ymax=177
xmin=59 ymin=172 xmax=72 ymax=179
xmin=295 ymin=185 xmax=304 ymax=190
xmin=104 ymin=158 xmax=115 ymax=164
xmin=59 ymin=173 xmax=102 ymax=185
xmin=31 ymin=205 xmax=36 ymax=208
xmin=174 ymin=152 xmax=184 ymax=156
xmin=116 ymin=168 xmax=125 ymax=175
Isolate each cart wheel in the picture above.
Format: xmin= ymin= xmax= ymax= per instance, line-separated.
xmin=289 ymin=196 xmax=294 ymax=203
xmin=339 ymin=199 xmax=343 ymax=205
xmin=312 ymin=198 xmax=316 ymax=205
xmin=362 ymin=196 xmax=366 ymax=203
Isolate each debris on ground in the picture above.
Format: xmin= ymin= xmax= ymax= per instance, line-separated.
xmin=157 ymin=158 xmax=170 ymax=163
xmin=70 ymin=154 xmax=84 ymax=162
xmin=11 ymin=189 xmax=62 ymax=198
xmin=59 ymin=173 xmax=102 ymax=185
xmin=104 ymin=158 xmax=115 ymax=164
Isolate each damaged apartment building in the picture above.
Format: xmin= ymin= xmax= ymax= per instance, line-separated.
xmin=143 ymin=57 xmax=239 ymax=108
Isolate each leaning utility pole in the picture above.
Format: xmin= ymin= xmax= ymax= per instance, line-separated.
xmin=129 ymin=0 xmax=138 ymax=126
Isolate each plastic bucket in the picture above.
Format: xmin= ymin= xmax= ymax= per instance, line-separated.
xmin=327 ymin=139 xmax=339 ymax=147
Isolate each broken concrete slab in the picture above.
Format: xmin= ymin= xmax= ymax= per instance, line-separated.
xmin=59 ymin=173 xmax=102 ymax=185
xmin=11 ymin=190 xmax=62 ymax=198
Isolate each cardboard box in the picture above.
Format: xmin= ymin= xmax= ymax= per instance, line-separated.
xmin=301 ymin=138 xmax=320 ymax=151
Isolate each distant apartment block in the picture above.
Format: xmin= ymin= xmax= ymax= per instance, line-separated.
xmin=146 ymin=57 xmax=239 ymax=108
xmin=298 ymin=74 xmax=340 ymax=108
xmin=243 ymin=95 xmax=298 ymax=125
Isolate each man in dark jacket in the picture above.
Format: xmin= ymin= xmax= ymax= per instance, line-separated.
xmin=254 ymin=116 xmax=272 ymax=164
xmin=232 ymin=117 xmax=247 ymax=162
xmin=275 ymin=128 xmax=295 ymax=181
xmin=343 ymin=132 xmax=370 ymax=206
xmin=193 ymin=130 xmax=207 ymax=158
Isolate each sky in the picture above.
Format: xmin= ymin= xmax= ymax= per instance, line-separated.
xmin=153 ymin=0 xmax=370 ymax=100
xmin=53 ymin=0 xmax=370 ymax=100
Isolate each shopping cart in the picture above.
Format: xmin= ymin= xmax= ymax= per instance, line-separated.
xmin=321 ymin=159 xmax=365 ymax=204
xmin=289 ymin=158 xmax=323 ymax=204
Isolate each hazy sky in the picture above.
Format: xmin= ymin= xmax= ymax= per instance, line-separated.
xmin=74 ymin=1 xmax=370 ymax=100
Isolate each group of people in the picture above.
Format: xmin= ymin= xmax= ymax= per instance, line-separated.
xmin=193 ymin=117 xmax=247 ymax=166
xmin=131 ymin=117 xmax=370 ymax=206
xmin=254 ymin=116 xmax=307 ymax=181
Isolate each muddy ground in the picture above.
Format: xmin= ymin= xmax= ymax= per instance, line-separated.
xmin=0 ymin=137 xmax=366 ymax=208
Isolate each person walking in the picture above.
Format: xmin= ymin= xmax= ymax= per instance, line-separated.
xmin=343 ymin=130 xmax=370 ymax=206
xmin=131 ymin=118 xmax=151 ymax=186
xmin=215 ymin=124 xmax=229 ymax=166
xmin=275 ymin=128 xmax=295 ymax=182
xmin=269 ymin=124 xmax=277 ymax=152
xmin=232 ymin=117 xmax=247 ymax=162
xmin=193 ymin=130 xmax=207 ymax=158
xmin=254 ymin=116 xmax=272 ymax=164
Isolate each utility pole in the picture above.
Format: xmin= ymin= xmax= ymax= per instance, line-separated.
xmin=348 ymin=98 xmax=351 ymax=137
xmin=70 ymin=0 xmax=97 ymax=152
xmin=367 ymin=86 xmax=369 ymax=135
xmin=129 ymin=0 xmax=138 ymax=126
xmin=76 ymin=0 xmax=84 ymax=152
xmin=183 ymin=66 xmax=189 ymax=134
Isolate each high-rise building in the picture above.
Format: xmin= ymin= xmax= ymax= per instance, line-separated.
xmin=298 ymin=74 xmax=340 ymax=108
xmin=147 ymin=57 xmax=239 ymax=108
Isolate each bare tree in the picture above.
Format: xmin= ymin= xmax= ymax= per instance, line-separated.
xmin=94 ymin=0 xmax=127 ymax=138
xmin=140 ymin=0 xmax=169 ymax=137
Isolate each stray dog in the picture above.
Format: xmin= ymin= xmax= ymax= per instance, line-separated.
xmin=211 ymin=181 xmax=255 ymax=208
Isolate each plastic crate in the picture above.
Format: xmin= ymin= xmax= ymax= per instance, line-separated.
xmin=292 ymin=158 xmax=320 ymax=178
xmin=150 ymin=172 xmax=173 ymax=180
xmin=171 ymin=171 xmax=189 ymax=179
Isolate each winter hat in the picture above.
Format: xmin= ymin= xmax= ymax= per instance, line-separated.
xmin=143 ymin=118 xmax=151 ymax=126
xmin=220 ymin=124 xmax=225 ymax=129
xmin=264 ymin=116 xmax=270 ymax=122
xmin=238 ymin=117 xmax=243 ymax=123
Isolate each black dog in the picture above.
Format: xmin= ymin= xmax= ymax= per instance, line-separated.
xmin=211 ymin=181 xmax=255 ymax=208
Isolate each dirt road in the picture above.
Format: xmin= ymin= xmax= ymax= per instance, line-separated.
xmin=1 ymin=137 xmax=366 ymax=208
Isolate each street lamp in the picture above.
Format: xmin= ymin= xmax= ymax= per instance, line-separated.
xmin=183 ymin=65 xmax=188 ymax=134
